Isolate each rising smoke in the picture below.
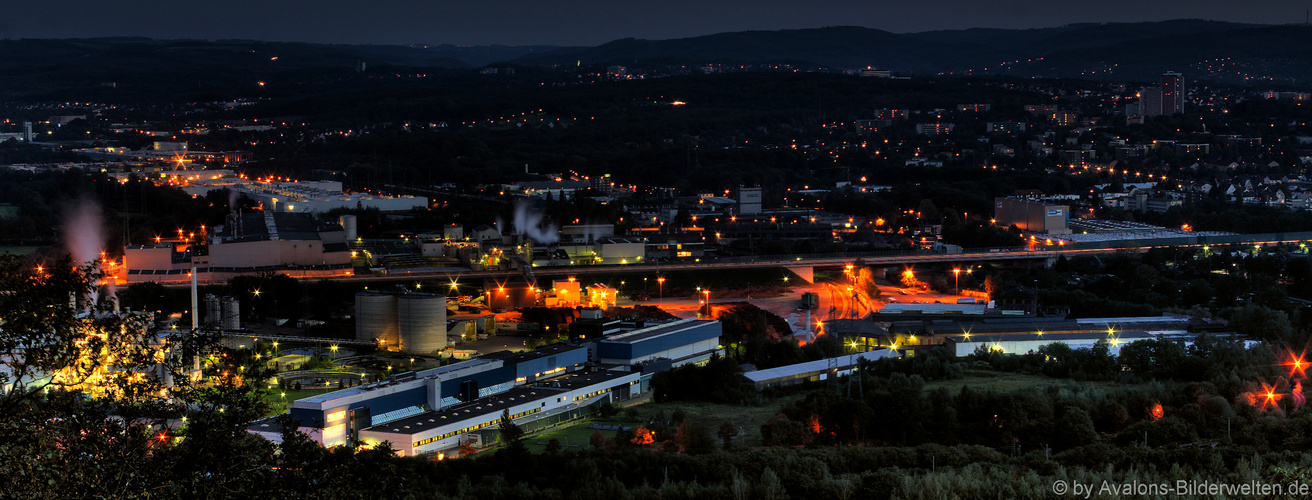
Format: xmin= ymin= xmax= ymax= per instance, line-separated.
xmin=63 ymin=198 xmax=104 ymax=266
xmin=512 ymin=199 xmax=559 ymax=244
xmin=62 ymin=198 xmax=112 ymax=310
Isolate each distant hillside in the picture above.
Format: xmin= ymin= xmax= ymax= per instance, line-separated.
xmin=507 ymin=21 xmax=1312 ymax=83
xmin=0 ymin=38 xmax=472 ymax=70
xmin=1022 ymin=24 xmax=1312 ymax=82
xmin=509 ymin=26 xmax=1012 ymax=72
xmin=4 ymin=20 xmax=1312 ymax=102
xmin=0 ymin=38 xmax=556 ymax=101
xmin=904 ymin=20 xmax=1256 ymax=55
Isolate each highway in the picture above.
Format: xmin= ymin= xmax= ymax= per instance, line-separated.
xmin=159 ymin=231 xmax=1312 ymax=288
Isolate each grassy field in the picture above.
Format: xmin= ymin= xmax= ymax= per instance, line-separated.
xmin=521 ymin=394 xmax=805 ymax=453
xmin=260 ymin=387 xmax=339 ymax=416
xmin=923 ymin=369 xmax=1118 ymax=393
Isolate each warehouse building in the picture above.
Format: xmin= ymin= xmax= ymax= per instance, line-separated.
xmin=257 ymin=343 xmax=590 ymax=448
xmin=250 ymin=319 xmax=727 ymax=452
xmin=741 ymin=349 xmax=899 ymax=390
xmin=993 ymin=197 xmax=1071 ymax=234
xmin=596 ymin=318 xmax=723 ymax=367
xmin=358 ymin=370 xmax=640 ymax=457
xmin=123 ymin=212 xmax=351 ymax=283
xmin=942 ymin=331 xmax=1156 ymax=357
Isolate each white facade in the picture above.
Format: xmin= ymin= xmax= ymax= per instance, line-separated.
xmin=358 ymin=371 xmax=639 ymax=457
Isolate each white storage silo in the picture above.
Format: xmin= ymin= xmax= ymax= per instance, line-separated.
xmin=339 ymin=215 xmax=358 ymax=241
xmin=220 ymin=296 xmax=241 ymax=330
xmin=397 ymin=293 xmax=447 ymax=354
xmin=203 ymin=294 xmax=222 ymax=328
xmin=355 ymin=291 xmax=400 ymax=347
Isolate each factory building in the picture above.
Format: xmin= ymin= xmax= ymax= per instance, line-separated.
xmin=741 ymin=349 xmax=899 ymax=390
xmin=484 ymin=279 xmax=538 ymax=312
xmin=585 ymin=284 xmax=617 ymax=310
xmin=123 ymin=212 xmax=351 ymax=283
xmin=596 ymin=318 xmax=723 ymax=367
xmin=250 ymin=320 xmax=727 ymax=454
xmin=177 ymin=177 xmax=426 ymax=214
xmin=208 ymin=211 xmax=352 ymax=269
xmin=553 ymin=279 xmax=582 ymax=307
xmin=943 ymin=331 xmax=1155 ymax=357
xmin=993 ymin=197 xmax=1071 ymax=234
xmin=253 ymin=343 xmax=590 ymax=448
xmin=556 ymin=237 xmax=646 ymax=265
xmin=736 ymin=186 xmax=763 ymax=214
xmin=821 ymin=319 xmax=894 ymax=352
xmin=354 ymin=291 xmax=448 ymax=354
xmin=357 ymin=370 xmax=639 ymax=457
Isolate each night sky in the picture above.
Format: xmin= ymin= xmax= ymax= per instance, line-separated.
xmin=7 ymin=0 xmax=1312 ymax=46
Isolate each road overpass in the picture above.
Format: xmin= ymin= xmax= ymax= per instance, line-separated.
xmin=164 ymin=230 xmax=1312 ymax=287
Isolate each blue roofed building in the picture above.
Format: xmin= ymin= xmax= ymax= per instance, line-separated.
xmin=255 ymin=343 xmax=589 ymax=448
xmin=596 ymin=318 xmax=723 ymax=367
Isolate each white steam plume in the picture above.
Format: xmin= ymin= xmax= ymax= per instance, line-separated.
xmin=513 ymin=199 xmax=559 ymax=244
xmin=63 ymin=198 xmax=108 ymax=311
xmin=63 ymin=199 xmax=105 ymax=266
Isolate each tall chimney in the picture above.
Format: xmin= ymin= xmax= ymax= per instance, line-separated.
xmin=190 ymin=267 xmax=199 ymax=330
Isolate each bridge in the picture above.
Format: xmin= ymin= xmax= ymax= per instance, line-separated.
xmin=169 ymin=230 xmax=1312 ymax=287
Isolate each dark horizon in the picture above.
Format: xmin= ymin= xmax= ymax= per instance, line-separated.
xmin=6 ymin=0 xmax=1311 ymax=47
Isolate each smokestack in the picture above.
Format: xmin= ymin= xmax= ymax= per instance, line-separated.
xmin=191 ymin=267 xmax=198 ymax=330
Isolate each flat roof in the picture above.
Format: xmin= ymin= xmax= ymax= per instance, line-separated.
xmin=535 ymin=369 xmax=634 ymax=390
xmin=364 ymin=386 xmax=562 ymax=435
xmin=743 ymin=349 xmax=899 ymax=383
xmin=361 ymin=369 xmax=637 ymax=436
xmin=890 ymin=316 xmax=1193 ymax=335
xmin=880 ymin=303 xmax=988 ymax=314
xmin=603 ymin=318 xmax=712 ymax=344
xmin=412 ymin=357 xmax=501 ymax=379
xmin=219 ymin=212 xmax=342 ymax=242
xmin=482 ymin=342 xmax=586 ymax=364
xmin=247 ymin=414 xmax=292 ymax=434
xmin=295 ymin=358 xmax=499 ymax=406
xmin=823 ymin=319 xmax=889 ymax=336
xmin=943 ymin=331 xmax=1158 ymax=343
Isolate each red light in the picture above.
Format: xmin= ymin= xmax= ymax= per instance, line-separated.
xmin=1149 ymin=402 xmax=1164 ymax=421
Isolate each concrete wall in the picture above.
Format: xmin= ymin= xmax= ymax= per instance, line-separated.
xmin=125 ymin=245 xmax=178 ymax=270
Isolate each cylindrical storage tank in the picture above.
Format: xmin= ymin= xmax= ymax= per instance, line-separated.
xmin=204 ymin=294 xmax=221 ymax=328
xmin=339 ymin=214 xmax=358 ymax=241
xmin=355 ymin=291 xmax=399 ymax=346
xmin=398 ymin=293 xmax=447 ymax=354
xmin=220 ymin=296 xmax=241 ymax=330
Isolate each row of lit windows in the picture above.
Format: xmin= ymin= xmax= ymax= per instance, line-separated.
xmin=412 ymin=408 xmax=541 ymax=448
xmin=534 ymin=367 xmax=565 ymax=378
xmin=573 ymin=388 xmax=609 ymax=402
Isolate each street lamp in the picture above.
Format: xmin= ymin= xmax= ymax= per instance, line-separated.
xmin=702 ymin=289 xmax=711 ymax=317
xmin=783 ymin=276 xmax=790 ymax=294
xmin=657 ymin=277 xmax=665 ymax=303
xmin=952 ymin=268 xmax=961 ymax=295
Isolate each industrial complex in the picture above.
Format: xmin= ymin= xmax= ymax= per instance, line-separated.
xmin=249 ymin=319 xmax=724 ymax=456
xmin=123 ymin=211 xmax=352 ymax=283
